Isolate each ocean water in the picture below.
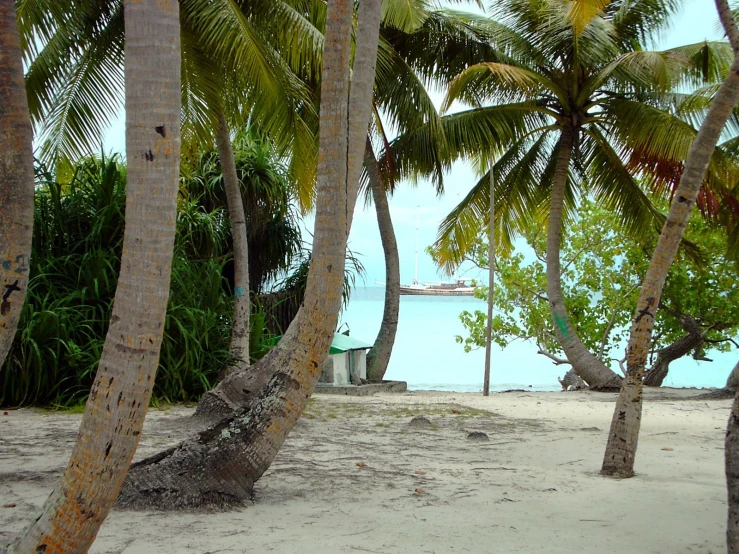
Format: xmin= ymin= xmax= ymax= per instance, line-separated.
xmin=338 ymin=286 xmax=734 ymax=392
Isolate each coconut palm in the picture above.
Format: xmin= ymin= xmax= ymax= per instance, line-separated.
xmin=19 ymin=0 xmax=317 ymax=376
xmin=0 ymin=0 xmax=34 ymax=371
xmin=7 ymin=0 xmax=181 ymax=550
xmin=602 ymin=0 xmax=739 ymax=482
xmin=363 ymin=4 xmax=509 ymax=380
xmin=423 ymin=0 xmax=736 ymax=389
xmin=114 ymin=0 xmax=381 ymax=509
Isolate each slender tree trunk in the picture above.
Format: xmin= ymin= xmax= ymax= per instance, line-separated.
xmin=483 ymin=164 xmax=495 ymax=396
xmin=214 ymin=108 xmax=250 ymax=374
xmin=546 ymin=127 xmax=622 ymax=391
xmin=117 ymin=0 xmax=384 ymax=510
xmin=0 ymin=0 xmax=34 ymax=370
xmin=196 ymin=0 xmax=382 ymax=419
xmin=366 ymin=140 xmax=399 ymax=381
xmin=7 ymin=1 xmax=181 ymax=551
xmin=727 ymin=388 xmax=739 ymax=552
xmin=602 ymin=0 xmax=739 ymax=480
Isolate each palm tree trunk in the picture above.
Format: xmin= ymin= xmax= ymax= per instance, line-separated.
xmin=483 ymin=164 xmax=495 ymax=396
xmin=546 ymin=126 xmax=622 ymax=391
xmin=727 ymin=389 xmax=739 ymax=552
xmin=366 ymin=140 xmax=399 ymax=381
xmin=195 ymin=0 xmax=383 ymax=419
xmin=0 ymin=0 xmax=34 ymax=370
xmin=346 ymin=0 xmax=382 ymax=215
xmin=7 ymin=1 xmax=181 ymax=551
xmin=214 ymin=108 xmax=250 ymax=373
xmin=117 ymin=0 xmax=384 ymax=509
xmin=602 ymin=0 xmax=739 ymax=480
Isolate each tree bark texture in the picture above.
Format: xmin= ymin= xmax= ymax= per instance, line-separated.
xmin=603 ymin=0 xmax=739 ymax=479
xmin=643 ymin=313 xmax=706 ymax=387
xmin=0 ymin=0 xmax=34 ymax=370
xmin=366 ymin=140 xmax=399 ymax=381
xmin=116 ymin=0 xmax=383 ymax=510
xmin=7 ymin=1 xmax=181 ymax=551
xmin=727 ymin=388 xmax=739 ymax=553
xmin=215 ymin=109 xmax=250 ymax=373
xmin=345 ymin=0 xmax=382 ymax=229
xmin=483 ymin=164 xmax=495 ymax=396
xmin=727 ymin=361 xmax=739 ymax=391
xmin=196 ymin=0 xmax=382 ymax=420
xmin=546 ymin=127 xmax=622 ymax=391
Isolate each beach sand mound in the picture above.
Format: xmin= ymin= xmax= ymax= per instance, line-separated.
xmin=0 ymin=389 xmax=730 ymax=553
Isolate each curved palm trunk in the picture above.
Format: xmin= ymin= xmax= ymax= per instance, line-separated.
xmin=215 ymin=109 xmax=250 ymax=373
xmin=546 ymin=127 xmax=622 ymax=391
xmin=195 ymin=0 xmax=382 ymax=419
xmin=116 ymin=0 xmax=383 ymax=510
xmin=483 ymin=165 xmax=495 ymax=396
xmin=7 ymin=1 xmax=181 ymax=551
xmin=602 ymin=0 xmax=739 ymax=480
xmin=366 ymin=140 xmax=399 ymax=381
xmin=0 ymin=0 xmax=34 ymax=370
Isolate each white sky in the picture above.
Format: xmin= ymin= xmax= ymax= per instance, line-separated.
xmin=101 ymin=0 xmax=724 ymax=286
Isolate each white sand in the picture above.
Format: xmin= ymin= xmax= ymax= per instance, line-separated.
xmin=0 ymin=389 xmax=732 ymax=553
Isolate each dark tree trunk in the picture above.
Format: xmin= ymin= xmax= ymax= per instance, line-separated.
xmin=643 ymin=312 xmax=705 ymax=387
xmin=366 ymin=140 xmax=400 ymax=382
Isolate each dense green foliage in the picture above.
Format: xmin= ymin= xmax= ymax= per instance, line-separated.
xmin=0 ymin=145 xmax=310 ymax=407
xmin=457 ymin=199 xmax=739 ymax=371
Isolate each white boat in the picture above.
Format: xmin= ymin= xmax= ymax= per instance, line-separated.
xmin=398 ymin=208 xmax=477 ymax=296
xmin=399 ymin=278 xmax=476 ymax=296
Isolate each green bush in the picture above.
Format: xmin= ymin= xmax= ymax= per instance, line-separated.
xmin=1 ymin=154 xmax=259 ymax=407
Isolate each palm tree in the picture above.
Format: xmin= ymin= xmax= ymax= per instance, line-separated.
xmin=365 ymin=140 xmax=400 ymax=380
xmin=364 ymin=4 xmax=507 ymax=381
xmin=7 ymin=0 xmax=181 ymax=550
xmin=115 ymin=0 xmax=382 ymax=510
xmin=19 ymin=0 xmax=316 ymax=378
xmin=0 ymin=0 xmax=34 ymax=370
xmin=602 ymin=0 xmax=739 ymax=481
xmin=425 ymin=0 xmax=735 ymax=390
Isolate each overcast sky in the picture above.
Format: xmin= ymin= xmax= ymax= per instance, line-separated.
xmin=102 ymin=0 xmax=724 ymax=286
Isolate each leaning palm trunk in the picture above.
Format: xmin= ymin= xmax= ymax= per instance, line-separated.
xmin=546 ymin=127 xmax=622 ymax=391
xmin=366 ymin=141 xmax=400 ymax=381
xmin=0 ymin=0 xmax=34 ymax=370
xmin=214 ymin=108 xmax=250 ymax=373
xmin=601 ymin=0 xmax=739 ymax=481
xmin=195 ymin=0 xmax=383 ymax=419
xmin=116 ymin=0 xmax=382 ymax=509
xmin=7 ymin=1 xmax=181 ymax=551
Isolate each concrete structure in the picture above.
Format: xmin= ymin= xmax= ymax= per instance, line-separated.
xmin=319 ymin=334 xmax=372 ymax=386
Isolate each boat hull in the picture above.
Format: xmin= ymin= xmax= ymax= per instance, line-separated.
xmin=399 ymin=286 xmax=476 ymax=296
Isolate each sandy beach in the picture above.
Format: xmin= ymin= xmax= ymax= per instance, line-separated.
xmin=0 ymin=389 xmax=732 ymax=553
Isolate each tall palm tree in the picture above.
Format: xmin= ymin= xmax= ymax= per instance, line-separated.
xmin=602 ymin=0 xmax=739 ymax=481
xmin=0 ymin=0 xmax=34 ymax=370
xmin=425 ymin=0 xmax=735 ymax=389
xmin=19 ymin=0 xmax=316 ymax=377
xmin=115 ymin=0 xmax=382 ymax=510
xmin=364 ymin=3 xmax=506 ymax=381
xmin=7 ymin=0 xmax=181 ymax=550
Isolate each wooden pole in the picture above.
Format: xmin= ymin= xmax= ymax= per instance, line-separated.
xmin=483 ymin=162 xmax=495 ymax=396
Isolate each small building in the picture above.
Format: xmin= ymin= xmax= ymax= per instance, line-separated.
xmin=320 ymin=333 xmax=372 ymax=386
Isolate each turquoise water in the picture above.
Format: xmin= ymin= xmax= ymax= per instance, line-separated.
xmin=339 ymin=286 xmax=733 ymax=392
